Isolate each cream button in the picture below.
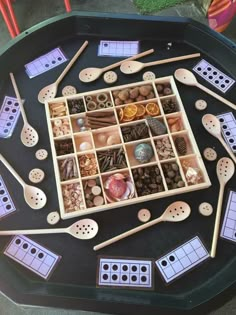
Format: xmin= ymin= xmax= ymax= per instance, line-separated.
xmin=143 ymin=71 xmax=156 ymax=81
xmin=103 ymin=71 xmax=118 ymax=84
xmin=35 ymin=149 xmax=48 ymax=160
xmin=47 ymin=211 xmax=60 ymax=225
xmin=195 ymin=99 xmax=207 ymax=110
xmin=199 ymin=202 xmax=213 ymax=216
xmin=137 ymin=208 xmax=151 ymax=222
xmin=62 ymin=85 xmax=77 ymax=96
xmin=29 ymin=168 xmax=45 ymax=183
xmin=203 ymin=147 xmax=217 ymax=161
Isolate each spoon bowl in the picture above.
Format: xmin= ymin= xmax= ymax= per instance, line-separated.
xmin=120 ymin=60 xmax=144 ymax=74
xmin=38 ymin=83 xmax=57 ymax=104
xmin=174 ymin=68 xmax=198 ymax=86
xmin=161 ymin=201 xmax=191 ymax=222
xmin=202 ymin=114 xmax=221 ymax=137
xmin=79 ymin=68 xmax=102 ymax=83
xmin=21 ymin=123 xmax=39 ymax=147
xmin=217 ymin=157 xmax=235 ymax=185
xmin=24 ymin=184 xmax=47 ymax=210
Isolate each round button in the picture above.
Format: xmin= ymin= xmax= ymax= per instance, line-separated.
xmin=47 ymin=211 xmax=60 ymax=225
xmin=35 ymin=149 xmax=48 ymax=160
xmin=143 ymin=71 xmax=156 ymax=81
xmin=195 ymin=99 xmax=207 ymax=110
xmin=29 ymin=168 xmax=45 ymax=184
xmin=199 ymin=202 xmax=213 ymax=216
xmin=62 ymin=85 xmax=77 ymax=96
xmin=203 ymin=147 xmax=217 ymax=161
xmin=137 ymin=208 xmax=151 ymax=223
xmin=103 ymin=71 xmax=118 ymax=84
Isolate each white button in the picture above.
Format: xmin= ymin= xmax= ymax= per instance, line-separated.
xmin=203 ymin=147 xmax=217 ymax=161
xmin=62 ymin=85 xmax=77 ymax=96
xmin=143 ymin=71 xmax=156 ymax=81
xmin=199 ymin=202 xmax=213 ymax=216
xmin=29 ymin=168 xmax=45 ymax=183
xmin=195 ymin=99 xmax=207 ymax=110
xmin=35 ymin=149 xmax=48 ymax=160
xmin=137 ymin=208 xmax=151 ymax=222
xmin=47 ymin=211 xmax=60 ymax=225
xmin=103 ymin=71 xmax=118 ymax=84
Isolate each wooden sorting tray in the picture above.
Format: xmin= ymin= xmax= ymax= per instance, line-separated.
xmin=45 ymin=76 xmax=211 ymax=219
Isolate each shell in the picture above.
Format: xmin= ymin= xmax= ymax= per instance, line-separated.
xmin=108 ymin=178 xmax=127 ymax=199
xmin=134 ymin=143 xmax=154 ymax=164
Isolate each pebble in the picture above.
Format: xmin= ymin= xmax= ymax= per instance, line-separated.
xmin=79 ymin=141 xmax=92 ymax=151
xmin=68 ymin=98 xmax=85 ymax=114
xmin=134 ymin=143 xmax=154 ymax=164
xmin=162 ymin=162 xmax=185 ymax=190
xmin=155 ymin=137 xmax=175 ymax=160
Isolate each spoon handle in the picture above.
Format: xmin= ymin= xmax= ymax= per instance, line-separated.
xmin=219 ymin=137 xmax=236 ymax=164
xmin=9 ymin=73 xmax=28 ymax=124
xmin=0 ymin=228 xmax=66 ymax=236
xmin=93 ymin=215 xmax=163 ymax=251
xmin=102 ymin=48 xmax=154 ymax=72
xmin=210 ymin=184 xmax=225 ymax=258
xmin=0 ymin=154 xmax=25 ymax=188
xmin=56 ymin=40 xmax=88 ymax=85
xmin=143 ymin=53 xmax=200 ymax=68
xmin=196 ymin=82 xmax=236 ymax=110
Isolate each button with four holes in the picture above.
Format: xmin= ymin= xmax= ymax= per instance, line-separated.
xmin=203 ymin=147 xmax=217 ymax=161
xmin=35 ymin=149 xmax=48 ymax=160
xmin=62 ymin=85 xmax=77 ymax=96
xmin=103 ymin=71 xmax=118 ymax=84
xmin=29 ymin=168 xmax=45 ymax=184
xmin=195 ymin=99 xmax=207 ymax=110
xmin=143 ymin=71 xmax=156 ymax=81
xmin=47 ymin=211 xmax=60 ymax=225
xmin=199 ymin=202 xmax=213 ymax=216
xmin=138 ymin=208 xmax=151 ymax=222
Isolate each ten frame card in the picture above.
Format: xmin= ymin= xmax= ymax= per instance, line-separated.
xmin=0 ymin=175 xmax=16 ymax=219
xmin=155 ymin=236 xmax=209 ymax=284
xmin=220 ymin=190 xmax=236 ymax=243
xmin=217 ymin=112 xmax=236 ymax=153
xmin=97 ymin=257 xmax=154 ymax=290
xmin=4 ymin=235 xmax=61 ymax=280
xmin=0 ymin=96 xmax=21 ymax=138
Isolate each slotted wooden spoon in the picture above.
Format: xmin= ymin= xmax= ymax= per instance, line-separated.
xmin=94 ymin=201 xmax=191 ymax=251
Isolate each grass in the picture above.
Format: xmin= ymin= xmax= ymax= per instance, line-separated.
xmin=133 ymin=0 xmax=189 ymax=14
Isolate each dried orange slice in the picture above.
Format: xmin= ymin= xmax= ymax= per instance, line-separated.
xmin=118 ymin=108 xmax=124 ymax=122
xmin=146 ymin=102 xmax=160 ymax=116
xmin=136 ymin=104 xmax=146 ymax=118
xmin=123 ymin=104 xmax=137 ymax=118
xmin=122 ymin=115 xmax=135 ymax=122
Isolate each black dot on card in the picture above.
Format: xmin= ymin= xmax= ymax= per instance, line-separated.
xmin=215 ymin=80 xmax=219 ymax=84
xmin=197 ymin=67 xmax=201 ymax=71
xmin=207 ymin=67 xmax=211 ymax=71
xmin=131 ymin=275 xmax=137 ymax=282
xmin=222 ymin=125 xmax=227 ymax=129
xmin=12 ymin=109 xmax=17 ymax=113
xmin=234 ymin=232 xmax=236 ymax=238
xmin=229 ymin=139 xmax=234 ymax=143
xmin=131 ymin=265 xmax=137 ymax=272
xmin=225 ymin=79 xmax=229 ymax=83
xmin=213 ymin=71 xmax=217 ymax=75
xmin=7 ymin=101 xmax=12 ymax=105
xmin=15 ymin=239 xmax=21 ymax=245
xmin=5 ymin=107 xmax=9 ymax=112
xmin=161 ymin=260 xmax=167 ymax=267
xmin=219 ymin=76 xmax=223 ymax=79
xmin=6 ymin=204 xmax=11 ymax=210
xmin=112 ymin=274 xmax=118 ymax=281
xmin=203 ymin=71 xmax=207 ymax=75
xmin=102 ymin=274 xmax=108 ymax=280
xmin=169 ymin=255 xmax=175 ymax=262
xmin=52 ymin=60 xmax=56 ymax=64
xmin=112 ymin=264 xmax=118 ymax=271
xmin=141 ymin=266 xmax=147 ymax=272
xmin=221 ymin=84 xmax=225 ymax=88
xmin=31 ymin=248 xmax=36 ymax=254
xmin=38 ymin=253 xmax=44 ymax=259
xmin=23 ymin=243 xmax=28 ymax=249
xmin=9 ymin=116 xmax=14 ymax=120
xmin=2 ymin=197 xmax=8 ymax=202
xmin=4 ymin=129 xmax=8 ymax=133
xmin=122 ymin=275 xmax=128 ymax=281
xmin=219 ymin=118 xmax=224 ymax=122
xmin=14 ymin=102 xmax=19 ymax=107
xmin=45 ymin=64 xmax=49 ymax=67
xmin=0 ymin=190 xmax=5 ymax=195
xmin=232 ymin=145 xmax=236 ymax=150
xmin=104 ymin=43 xmax=108 ymax=47
xmin=122 ymin=265 xmax=128 ymax=271
xmin=226 ymin=132 xmax=231 ymax=136
xmin=141 ymin=276 xmax=147 ymax=282
xmin=209 ymin=76 xmax=213 ymax=80
xmin=58 ymin=57 xmax=62 ymax=61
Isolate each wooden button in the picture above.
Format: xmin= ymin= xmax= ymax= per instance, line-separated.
xmin=93 ymin=195 xmax=104 ymax=206
xmin=35 ymin=149 xmax=48 ymax=160
xmin=62 ymin=85 xmax=77 ymax=96
xmin=47 ymin=211 xmax=60 ymax=225
xmin=103 ymin=71 xmax=118 ymax=84
xmin=199 ymin=202 xmax=213 ymax=216
xmin=29 ymin=168 xmax=45 ymax=183
xmin=195 ymin=99 xmax=207 ymax=110
xmin=138 ymin=208 xmax=151 ymax=222
xmin=54 ymin=119 xmax=62 ymax=127
xmin=92 ymin=185 xmax=102 ymax=196
xmin=143 ymin=71 xmax=156 ymax=81
xmin=203 ymin=147 xmax=217 ymax=161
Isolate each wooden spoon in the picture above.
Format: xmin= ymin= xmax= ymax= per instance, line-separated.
xmin=202 ymin=114 xmax=236 ymax=164
xmin=0 ymin=218 xmax=98 ymax=240
xmin=10 ymin=73 xmax=39 ymax=147
xmin=38 ymin=40 xmax=88 ymax=103
xmin=174 ymin=69 xmax=236 ymax=110
xmin=0 ymin=154 xmax=47 ymax=210
xmin=79 ymin=48 xmax=154 ymax=83
xmin=120 ymin=53 xmax=200 ymax=74
xmin=211 ymin=157 xmax=235 ymax=257
xmin=93 ymin=201 xmax=191 ymax=251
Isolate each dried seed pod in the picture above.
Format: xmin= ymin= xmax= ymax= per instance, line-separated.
xmin=174 ymin=137 xmax=187 ymax=155
xmin=146 ymin=116 xmax=167 ymax=136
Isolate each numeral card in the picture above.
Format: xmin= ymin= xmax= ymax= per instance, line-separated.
xmin=193 ymin=59 xmax=235 ymax=93
xmin=155 ymin=236 xmax=209 ymax=284
xmin=217 ymin=112 xmax=236 ymax=153
xmin=220 ymin=190 xmax=236 ymax=243
xmin=98 ymin=40 xmax=139 ymax=57
xmin=0 ymin=175 xmax=16 ymax=219
xmin=97 ymin=257 xmax=154 ymax=290
xmin=25 ymin=47 xmax=67 ymax=78
xmin=0 ymin=96 xmax=21 ymax=138
xmin=4 ymin=235 xmax=61 ymax=280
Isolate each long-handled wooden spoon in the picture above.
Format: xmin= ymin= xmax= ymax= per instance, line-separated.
xmin=0 ymin=218 xmax=98 ymax=240
xmin=174 ymin=68 xmax=236 ymax=110
xmin=120 ymin=53 xmax=200 ymax=74
xmin=79 ymin=48 xmax=154 ymax=83
xmin=211 ymin=157 xmax=235 ymax=258
xmin=202 ymin=114 xmax=236 ymax=164
xmin=38 ymin=40 xmax=88 ymax=103
xmin=93 ymin=201 xmax=191 ymax=251
xmin=0 ymin=154 xmax=47 ymax=210
xmin=10 ymin=73 xmax=39 ymax=147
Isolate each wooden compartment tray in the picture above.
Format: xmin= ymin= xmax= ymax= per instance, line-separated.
xmin=45 ymin=76 xmax=211 ymax=219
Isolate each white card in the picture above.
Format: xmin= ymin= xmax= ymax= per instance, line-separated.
xmin=220 ymin=190 xmax=236 ymax=243
xmin=0 ymin=96 xmax=21 ymax=138
xmin=98 ymin=40 xmax=139 ymax=57
xmin=217 ymin=112 xmax=236 ymax=153
xmin=0 ymin=175 xmax=16 ymax=218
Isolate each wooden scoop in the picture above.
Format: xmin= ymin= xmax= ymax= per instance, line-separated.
xmin=38 ymin=41 xmax=88 ymax=103
xmin=174 ymin=69 xmax=236 ymax=110
xmin=10 ymin=73 xmax=39 ymax=147
xmin=79 ymin=48 xmax=154 ymax=83
xmin=93 ymin=201 xmax=191 ymax=251
xmin=202 ymin=114 xmax=236 ymax=164
xmin=211 ymin=157 xmax=235 ymax=258
xmin=0 ymin=154 xmax=47 ymax=210
xmin=0 ymin=218 xmax=98 ymax=240
xmin=120 ymin=53 xmax=200 ymax=74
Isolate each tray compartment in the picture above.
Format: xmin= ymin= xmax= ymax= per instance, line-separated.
xmin=77 ymin=152 xmax=98 ymax=177
xmin=160 ymin=160 xmax=186 ymax=190
xmin=180 ymin=155 xmax=206 ymax=186
xmin=93 ymin=126 xmax=121 ymax=148
xmin=67 ymin=97 xmax=86 ymax=114
xmin=57 ymin=155 xmax=79 ymax=182
xmin=125 ymin=140 xmax=156 ymax=167
xmin=160 ymin=95 xmax=180 ymax=114
xmin=48 ymin=101 xmax=68 ymax=118
xmin=97 ymin=146 xmax=128 ymax=173
xmin=85 ymin=92 xmax=113 ymax=111
xmin=166 ymin=112 xmax=185 ymax=133
xmin=74 ymin=132 xmax=94 ymax=152
xmin=55 ymin=137 xmax=74 ymax=156
xmin=61 ymin=180 xmax=85 ymax=213
xmin=154 ymin=136 xmax=176 ymax=161
xmin=82 ymin=177 xmax=105 ymax=208
xmin=51 ymin=117 xmax=71 ymax=137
